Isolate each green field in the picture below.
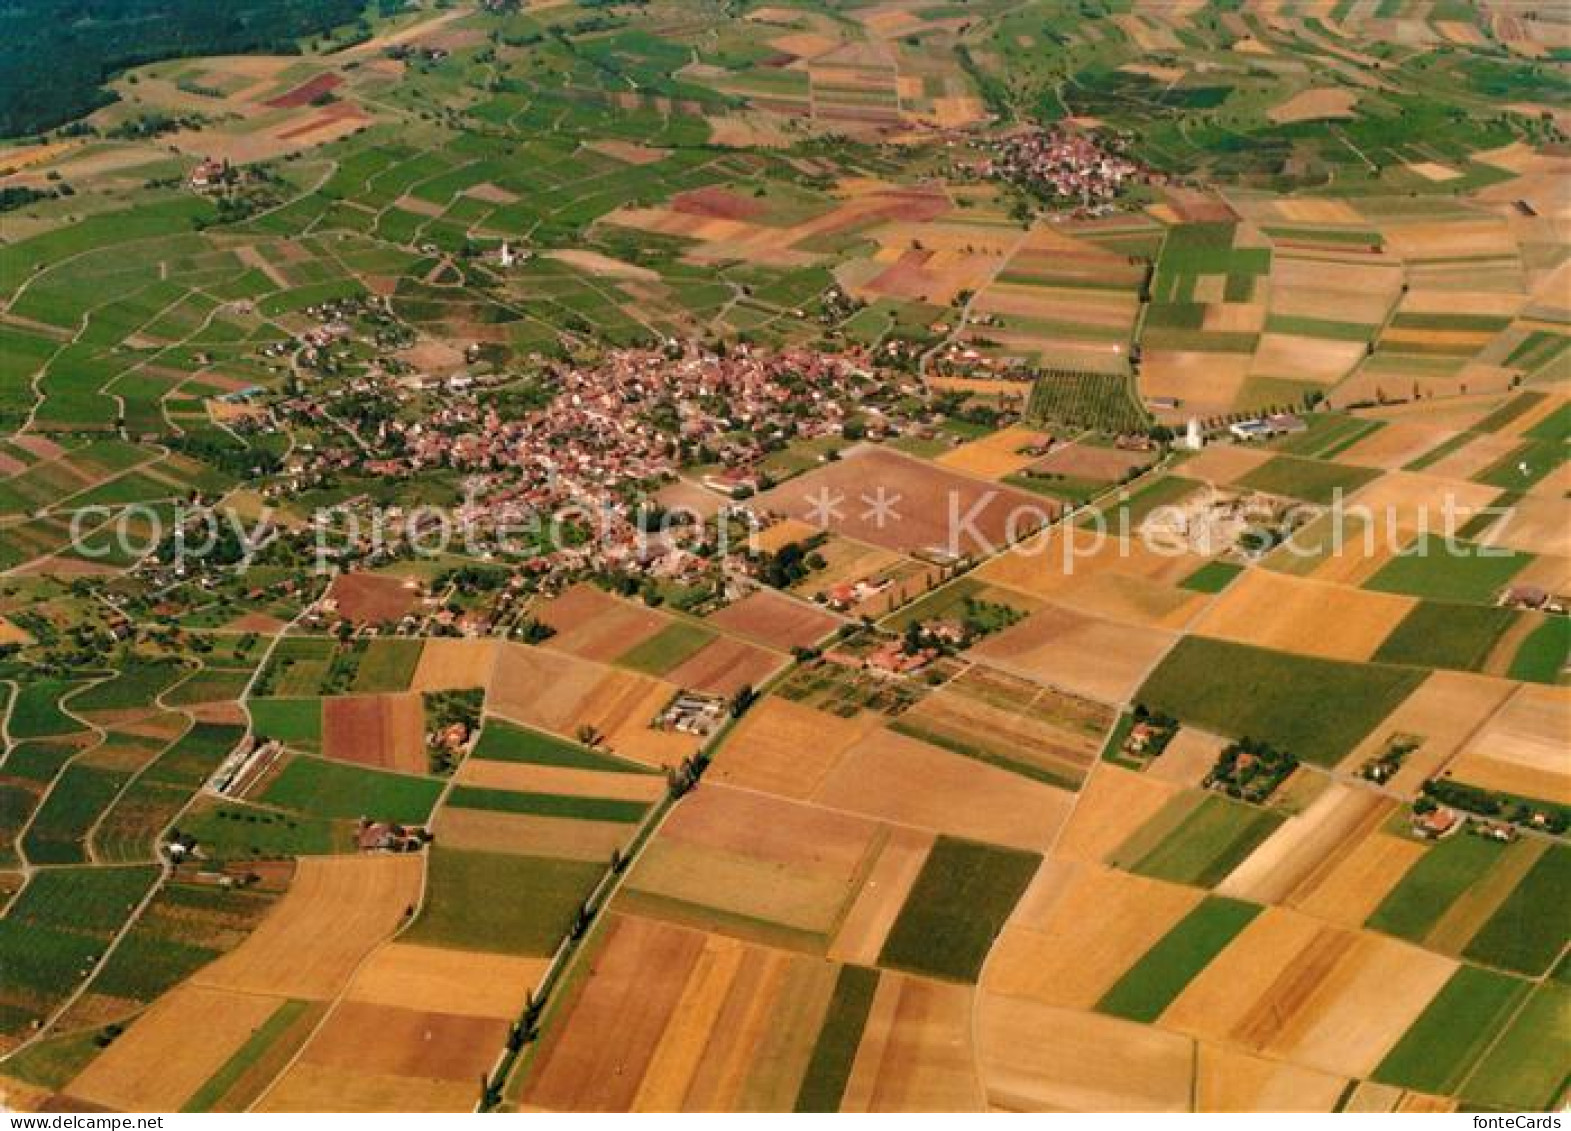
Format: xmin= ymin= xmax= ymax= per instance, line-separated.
xmin=793 ymin=965 xmax=880 ymax=1113
xmin=407 ymin=847 xmax=604 ymax=956
xmin=165 ymin=668 xmax=254 ymax=707
xmin=0 ymin=1025 xmax=108 ymax=1090
xmin=878 ymin=836 xmax=1040 ymax=983
xmin=1507 ymin=617 xmax=1571 ymax=684
xmin=1365 ymin=535 xmax=1532 ymax=604
xmin=446 ymin=784 xmax=648 ymax=824
xmin=255 ymin=755 xmax=442 ymax=824
xmin=1125 ymin=795 xmax=1283 ymax=889
xmin=1373 ymin=964 xmax=1530 ymax=1095
xmin=1273 ymin=414 xmax=1382 ymax=459
xmin=1460 ymin=982 xmax=1571 ymax=1110
xmin=246 ymin=698 xmax=323 ymax=752
xmin=180 ymin=798 xmax=344 ymax=859
xmin=615 ymin=621 xmax=716 ymax=676
xmin=70 ymin=661 xmax=190 ymax=713
xmin=1474 ymin=438 xmax=1565 ymax=491
xmin=1372 ymin=601 xmax=1520 ymax=672
xmin=1097 ymin=895 xmax=1262 ymax=1022
xmin=1237 ymin=455 xmax=1379 ymax=506
xmin=472 ymin=719 xmax=656 ymax=774
xmin=1472 ymin=391 xmax=1547 ymax=434
xmin=1178 ymin=560 xmax=1243 ymax=594
xmin=349 ymin=639 xmax=425 ymax=694
xmin=8 ymin=680 xmax=89 ymax=741
xmin=8 ymin=864 xmax=159 ymax=934
xmin=1137 ymin=637 xmax=1424 ymax=767
xmin=22 ymin=763 xmax=132 ymax=864
xmin=1367 ymin=834 xmax=1505 ymax=943
xmin=253 ymin=638 xmax=336 ymax=698
xmin=1462 ymin=843 xmax=1570 ymax=976
xmin=0 ymin=864 xmax=160 ymax=1042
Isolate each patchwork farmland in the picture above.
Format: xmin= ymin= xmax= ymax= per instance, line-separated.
xmin=0 ymin=0 xmax=1567 ymax=1117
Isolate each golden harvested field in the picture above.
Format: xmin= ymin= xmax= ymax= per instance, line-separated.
xmin=707 ymin=589 xmax=841 ymax=651
xmin=1168 ymin=442 xmax=1275 ymax=483
xmin=978 ymin=995 xmax=1193 ymax=1112
xmin=455 ymin=758 xmax=666 ymax=802
xmin=1145 ymin=727 xmax=1226 ymax=788
xmin=1140 ymin=351 xmax=1252 ymax=417
xmin=974 ymin=284 xmax=1136 ymax=328
xmin=1356 ymin=392 xmax=1512 ymax=433
xmin=1336 ymin=422 xmax=1460 ymax=470
xmin=1029 ymin=443 xmax=1152 ymax=483
xmin=1215 ymin=783 xmax=1394 ymax=904
xmin=1250 ymin=334 xmax=1365 ymax=384
xmin=1337 ymin=669 xmax=1515 ymax=794
xmin=1337 ymin=361 xmax=1509 ymax=407
xmin=1447 ymin=683 xmax=1571 ymax=802
xmin=813 ymin=726 xmax=1074 ymax=852
xmin=935 ymin=425 xmax=1051 ymax=480
xmin=666 ymin=636 xmax=784 ymax=698
xmin=1195 ymin=1045 xmax=1347 ymax=1113
xmin=897 ymin=681 xmax=1102 ymax=789
xmin=345 ymin=943 xmax=546 ymax=1019
xmin=410 ymin=638 xmax=497 ymax=691
xmin=1193 ymin=569 xmax=1415 ymax=662
xmin=1161 ymin=910 xmax=1454 ymax=1079
xmin=260 ymin=1001 xmax=505 ymax=1111
xmin=1345 ymin=470 xmax=1501 ymax=537
xmin=1291 ymin=831 xmax=1428 ymax=927
xmin=489 ymin=644 xmax=696 ymax=768
xmin=1343 ymin=1081 xmax=1407 ymax=1113
xmin=976 ymin=527 xmax=1205 ymax=601
xmin=624 ymin=784 xmax=880 ymax=946
xmin=625 ymin=827 xmax=872 ymax=946
xmin=971 ymin=603 xmax=1179 ymax=704
xmin=985 ymin=860 xmax=1202 ymax=1010
xmin=1052 ymin=764 xmax=1181 ymax=864
xmin=434 ymin=807 xmax=631 ymax=861
xmin=1268 ymin=87 xmax=1357 ymax=123
xmin=1528 ymin=460 xmax=1571 ymax=500
xmin=753 ymin=518 xmax=821 ymax=554
xmin=1480 ymin=495 xmax=1571 ymax=556
xmin=755 ymin=447 xmax=1054 ymax=558
xmin=656 ymin=478 xmax=726 ymax=520
xmin=65 ymin=985 xmax=286 ymax=1112
xmin=522 ymin=913 xmax=839 ymax=1111
xmin=256 ymin=1064 xmax=474 ymax=1113
xmin=829 ymin=826 xmax=934 ymax=966
xmin=537 ymin=584 xmax=669 ymax=662
xmin=1261 ymin=510 xmax=1400 ymax=586
xmin=1384 ymin=217 xmax=1518 ymax=262
xmin=709 ymin=695 xmax=883 ymax=800
xmin=1398 ymin=1092 xmax=1459 ymax=1114
xmin=195 ymin=854 xmax=423 ymax=1000
xmin=1042 ymin=568 xmax=1208 ymax=631
xmin=1508 ymin=550 xmax=1571 ymax=596
xmin=839 ymin=974 xmax=983 ymax=1111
